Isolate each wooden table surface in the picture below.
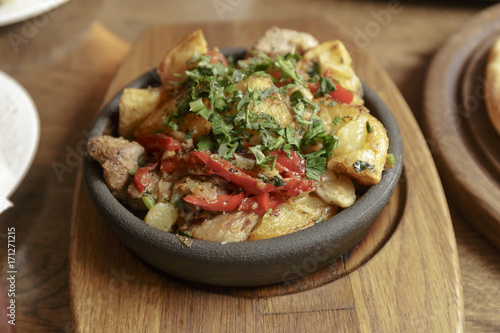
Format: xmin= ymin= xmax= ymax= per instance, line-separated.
xmin=0 ymin=0 xmax=499 ymax=332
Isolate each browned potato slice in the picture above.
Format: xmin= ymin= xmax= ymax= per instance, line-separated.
xmin=247 ymin=194 xmax=336 ymax=241
xmin=133 ymin=96 xmax=211 ymax=141
xmin=178 ymin=113 xmax=211 ymax=140
xmin=318 ymin=101 xmax=389 ymax=185
xmin=158 ymin=29 xmax=208 ymax=89
xmin=297 ymin=40 xmax=363 ymax=105
xmin=235 ymin=75 xmax=293 ymax=127
xmin=133 ymin=96 xmax=177 ymax=138
xmin=118 ymin=87 xmax=165 ymax=139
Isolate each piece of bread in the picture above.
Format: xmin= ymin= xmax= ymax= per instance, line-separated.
xmin=484 ymin=38 xmax=500 ymax=136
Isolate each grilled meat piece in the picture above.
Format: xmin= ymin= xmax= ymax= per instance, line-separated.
xmin=87 ymin=135 xmax=146 ymax=201
xmin=180 ymin=211 xmax=260 ymax=243
xmin=251 ymin=26 xmax=319 ymax=57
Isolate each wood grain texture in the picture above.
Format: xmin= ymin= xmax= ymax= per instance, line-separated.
xmin=422 ymin=4 xmax=500 ymax=249
xmin=0 ymin=22 xmax=129 ymax=332
xmin=69 ymin=18 xmax=463 ymax=332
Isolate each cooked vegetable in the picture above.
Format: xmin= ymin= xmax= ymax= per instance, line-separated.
xmin=318 ymin=101 xmax=389 ymax=185
xmin=86 ymin=28 xmax=392 ymax=243
xmin=314 ymin=170 xmax=356 ymax=208
xmin=145 ymin=202 xmax=178 ymax=232
xmin=297 ymin=40 xmax=364 ymax=105
xmin=247 ymin=193 xmax=337 ymax=241
xmin=118 ymin=87 xmax=165 ymax=139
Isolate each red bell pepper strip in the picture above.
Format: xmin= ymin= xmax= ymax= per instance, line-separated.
xmin=160 ymin=159 xmax=186 ymax=173
xmin=133 ymin=162 xmax=157 ymax=193
xmin=183 ymin=192 xmax=244 ymax=212
xmin=271 ymin=150 xmax=306 ymax=177
xmin=308 ymin=70 xmax=354 ymax=104
xmin=136 ymin=134 xmax=182 ymax=154
xmin=329 ymin=83 xmax=354 ymax=104
xmin=189 ymin=151 xmax=276 ymax=194
xmin=133 ymin=167 xmax=149 ymax=193
xmin=207 ymin=49 xmax=229 ymax=66
xmin=239 ymin=192 xmax=285 ymax=215
xmin=268 ymin=71 xmax=292 ymax=88
xmin=187 ymin=151 xmax=314 ymax=214
xmin=279 ymin=178 xmax=315 ymax=197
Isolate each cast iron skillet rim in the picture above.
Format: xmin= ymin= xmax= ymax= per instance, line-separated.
xmin=83 ymin=47 xmax=403 ymax=264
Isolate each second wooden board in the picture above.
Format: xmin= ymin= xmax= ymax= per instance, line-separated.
xmin=423 ymin=3 xmax=500 ymax=249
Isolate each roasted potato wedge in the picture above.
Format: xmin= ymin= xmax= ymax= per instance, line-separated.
xmin=247 ymin=194 xmax=336 ymax=241
xmin=118 ymin=87 xmax=165 ymax=138
xmin=133 ymin=95 xmax=178 ymax=138
xmin=318 ymin=101 xmax=389 ymax=185
xmin=235 ymin=75 xmax=294 ymax=127
xmin=133 ymin=96 xmax=211 ymax=141
xmin=158 ymin=29 xmax=208 ymax=89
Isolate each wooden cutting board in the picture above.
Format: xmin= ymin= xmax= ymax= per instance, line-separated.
xmin=70 ymin=18 xmax=463 ymax=332
xmin=422 ymin=3 xmax=500 ymax=250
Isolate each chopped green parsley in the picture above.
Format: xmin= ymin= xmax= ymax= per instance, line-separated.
xmin=353 ymin=160 xmax=375 ymax=173
xmin=166 ymin=51 xmax=341 ymax=180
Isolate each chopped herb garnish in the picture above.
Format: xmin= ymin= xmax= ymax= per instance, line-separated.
xmin=366 ymin=121 xmax=373 ymax=133
xmin=353 ymin=160 xmax=375 ymax=173
xmin=321 ymin=134 xmax=339 ymax=159
xmin=258 ymin=174 xmax=287 ymax=187
xmin=303 ymin=114 xmax=326 ymax=145
xmin=218 ymin=141 xmax=239 ymax=160
xmin=333 ymin=116 xmax=342 ymax=126
xmin=178 ymin=230 xmax=193 ymax=238
xmin=314 ymin=216 xmax=325 ymax=224
xmin=189 ymin=98 xmax=206 ymax=112
xmin=210 ymin=113 xmax=234 ymax=139
xmin=249 ymin=146 xmax=277 ymax=168
xmin=184 ymin=130 xmax=194 ymax=140
xmin=306 ymin=62 xmax=321 ymax=78
xmin=137 ymin=155 xmax=146 ymax=167
xmin=387 ymin=153 xmax=395 ymax=166
xmin=196 ymin=135 xmax=215 ymax=151
xmin=269 ymin=175 xmax=287 ymax=187
xmin=142 ymin=195 xmax=156 ymax=210
xmin=315 ymin=76 xmax=336 ymax=97
xmin=275 ymin=55 xmax=307 ymax=87
xmin=162 ymin=114 xmax=180 ymax=131
xmin=168 ymin=47 xmax=346 ymax=182
xmin=305 ymin=150 xmax=327 ymax=180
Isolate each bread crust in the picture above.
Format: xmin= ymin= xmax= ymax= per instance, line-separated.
xmin=484 ymin=38 xmax=500 ymax=136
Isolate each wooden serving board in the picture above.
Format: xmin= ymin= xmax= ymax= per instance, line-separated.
xmin=422 ymin=3 xmax=500 ymax=249
xmin=70 ymin=18 xmax=463 ymax=332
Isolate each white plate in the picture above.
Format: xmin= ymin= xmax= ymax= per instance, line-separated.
xmin=0 ymin=71 xmax=40 ymax=198
xmin=0 ymin=0 xmax=70 ymax=27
